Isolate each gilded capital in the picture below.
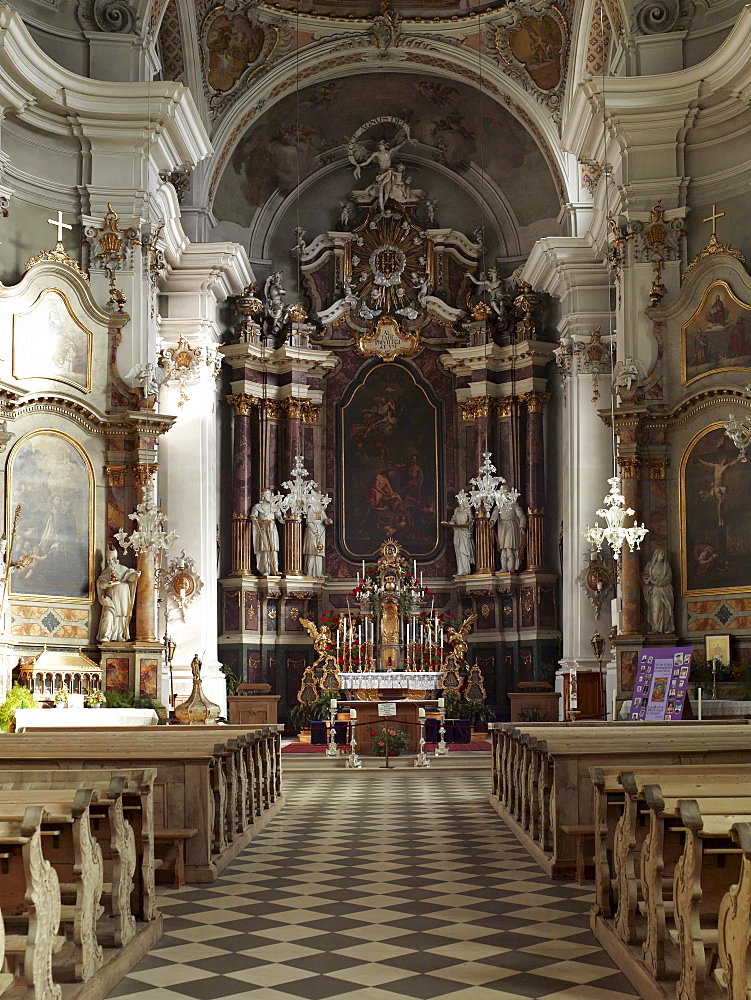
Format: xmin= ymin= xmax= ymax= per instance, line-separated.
xmin=132 ymin=462 xmax=158 ymax=487
xmin=264 ymin=399 xmax=284 ymax=420
xmin=495 ymin=397 xmax=514 ymax=418
xmin=459 ymin=396 xmax=492 ymax=420
xmin=646 ymin=458 xmax=669 ymax=480
xmin=617 ymin=456 xmax=641 ymax=479
xmin=104 ymin=464 xmax=126 ymax=488
xmin=521 ymin=390 xmax=551 ymax=413
xmin=226 ymin=393 xmax=257 ymax=417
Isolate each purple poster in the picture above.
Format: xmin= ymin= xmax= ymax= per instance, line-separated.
xmin=630 ymin=646 xmax=693 ymax=722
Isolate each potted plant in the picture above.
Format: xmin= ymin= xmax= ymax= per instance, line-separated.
xmin=54 ymin=687 xmax=69 ymax=709
xmin=84 ymin=688 xmax=106 ymax=708
xmin=370 ymin=724 xmax=410 ymax=756
xmin=0 ymin=683 xmax=38 ymax=732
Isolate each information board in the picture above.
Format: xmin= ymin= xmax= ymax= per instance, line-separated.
xmin=378 ymin=702 xmax=397 ymax=717
xmin=630 ymin=646 xmax=693 ymax=721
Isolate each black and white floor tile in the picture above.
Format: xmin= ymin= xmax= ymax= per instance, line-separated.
xmin=108 ymin=769 xmax=636 ymax=1000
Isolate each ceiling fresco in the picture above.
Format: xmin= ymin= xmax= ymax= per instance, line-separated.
xmin=259 ymin=1 xmax=505 ymax=19
xmin=212 ymin=72 xmax=560 ymax=231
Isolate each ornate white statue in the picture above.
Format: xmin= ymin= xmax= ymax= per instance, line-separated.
xmin=250 ymin=490 xmax=283 ymax=576
xmin=125 ymin=362 xmax=167 ymax=400
xmin=264 ymin=272 xmax=289 ymax=336
xmin=442 ymin=492 xmax=475 ymax=576
xmin=491 ymin=487 xmax=527 ymax=572
xmin=350 ymin=131 xmax=413 ymax=213
xmin=642 ymin=547 xmax=675 ymax=634
xmin=96 ymin=548 xmax=140 ymax=642
xmin=304 ymin=504 xmax=332 ymax=579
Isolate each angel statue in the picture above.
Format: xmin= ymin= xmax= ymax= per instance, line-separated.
xmin=442 ymin=612 xmax=477 ymax=694
xmin=299 ymin=618 xmax=340 ymax=693
xmin=264 ymin=271 xmax=289 ymax=337
xmin=125 ymin=362 xmax=167 ymax=403
xmin=349 ymin=126 xmax=413 ymax=213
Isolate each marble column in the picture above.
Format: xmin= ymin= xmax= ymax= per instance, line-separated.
xmin=496 ymin=397 xmax=517 ymax=490
xmin=618 ymin=456 xmax=642 ymax=635
xmin=521 ymin=391 xmax=550 ymax=570
xmin=132 ymin=463 xmax=158 ymax=642
xmin=283 ymin=399 xmax=304 ymax=481
xmin=460 ymin=397 xmax=493 ymax=474
xmin=284 ymin=513 xmax=303 ymax=577
xmin=226 ymin=393 xmax=256 ymax=576
xmin=474 ymin=504 xmax=496 ymax=575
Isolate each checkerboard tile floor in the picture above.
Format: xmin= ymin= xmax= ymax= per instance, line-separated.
xmin=108 ymin=770 xmax=636 ymax=1000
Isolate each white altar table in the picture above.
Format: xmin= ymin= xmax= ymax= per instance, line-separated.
xmin=338 ymin=672 xmax=441 ymax=690
xmin=14 ymin=708 xmax=159 ymax=731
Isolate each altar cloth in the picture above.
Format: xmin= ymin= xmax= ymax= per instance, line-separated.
xmin=15 ymin=707 xmax=159 ymax=731
xmin=338 ymin=671 xmax=441 ymax=690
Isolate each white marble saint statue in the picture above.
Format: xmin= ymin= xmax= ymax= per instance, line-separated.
xmin=304 ymin=504 xmax=332 ymax=578
xmin=97 ymin=548 xmax=140 ymax=642
xmin=491 ymin=488 xmax=527 ymax=572
xmin=642 ymin=546 xmax=675 ymax=634
xmin=264 ymin=272 xmax=289 ymax=337
xmin=250 ymin=490 xmax=283 ymax=576
xmin=443 ymin=494 xmax=475 ymax=576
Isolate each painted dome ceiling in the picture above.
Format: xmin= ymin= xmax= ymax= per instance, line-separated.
xmin=261 ymin=1 xmax=504 ymax=18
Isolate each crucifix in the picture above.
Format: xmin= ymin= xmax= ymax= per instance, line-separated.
xmin=47 ymin=210 xmax=72 ymax=244
xmin=702 ymin=203 xmax=725 ymax=238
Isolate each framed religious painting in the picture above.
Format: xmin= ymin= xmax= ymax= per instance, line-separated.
xmin=12 ymin=288 xmax=93 ymax=392
xmin=680 ymin=423 xmax=751 ymax=595
xmin=6 ymin=430 xmax=94 ymax=601
xmin=337 ymin=360 xmax=442 ymax=560
xmin=681 ymin=279 xmax=751 ymax=386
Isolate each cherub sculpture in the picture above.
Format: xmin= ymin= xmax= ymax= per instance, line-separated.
xmin=299 ymin=618 xmax=340 ymax=692
xmin=442 ymin=612 xmax=477 ymax=693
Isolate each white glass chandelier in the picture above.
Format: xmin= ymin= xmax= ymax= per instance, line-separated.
xmin=583 ymin=476 xmax=648 ymax=561
xmin=279 ymin=455 xmax=331 ymax=517
xmin=724 ymin=410 xmax=751 ymax=462
xmin=116 ymin=480 xmax=178 ymax=557
xmin=466 ymin=452 xmax=519 ymax=511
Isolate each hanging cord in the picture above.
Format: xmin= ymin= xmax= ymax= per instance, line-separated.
xmin=600 ymin=3 xmax=618 ymax=479
xmin=295 ymin=2 xmax=303 ymax=297
xmin=478 ymin=9 xmax=487 ymax=273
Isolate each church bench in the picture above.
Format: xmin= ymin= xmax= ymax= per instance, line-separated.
xmin=715 ymin=821 xmax=751 ymax=1000
xmin=153 ymin=828 xmax=198 ymax=888
xmin=0 ymin=728 xmax=284 ymax=882
xmin=0 ymin=768 xmax=157 ymax=923
xmin=488 ymin=723 xmax=751 ymax=878
xmin=0 ymin=805 xmax=66 ymax=1000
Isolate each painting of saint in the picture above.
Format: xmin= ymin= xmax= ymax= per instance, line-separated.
xmin=682 ymin=280 xmax=751 ymax=385
xmin=339 ymin=362 xmax=440 ymax=558
xmin=507 ymin=15 xmax=565 ymax=92
xmin=7 ymin=431 xmax=92 ymax=600
xmin=682 ymin=425 xmax=751 ymax=594
xmin=13 ymin=289 xmax=92 ymax=392
xmin=203 ymin=12 xmax=266 ymax=94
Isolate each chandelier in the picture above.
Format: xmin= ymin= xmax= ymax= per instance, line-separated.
xmin=466 ymin=452 xmax=519 ymax=511
xmin=279 ymin=455 xmax=331 ymax=518
xmin=724 ymin=389 xmax=751 ymax=461
xmin=116 ymin=479 xmax=178 ymax=557
xmin=583 ymin=477 xmax=648 ymax=561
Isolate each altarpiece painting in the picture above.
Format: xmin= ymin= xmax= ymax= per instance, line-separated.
xmin=7 ymin=431 xmax=93 ymax=600
xmin=681 ymin=424 xmax=751 ymax=594
xmin=13 ymin=288 xmax=93 ymax=392
xmin=682 ymin=280 xmax=751 ymax=386
xmin=339 ymin=362 xmax=440 ymax=559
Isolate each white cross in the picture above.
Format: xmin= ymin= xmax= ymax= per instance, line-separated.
xmin=47 ymin=211 xmax=72 ymax=243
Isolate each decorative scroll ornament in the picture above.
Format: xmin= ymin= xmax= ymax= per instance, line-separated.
xmin=583 ymin=477 xmax=648 ymax=561
xmin=233 ymin=283 xmax=264 ymax=343
xmin=685 ymin=202 xmax=746 ymax=277
xmin=581 ymin=160 xmax=603 ymax=196
xmin=84 ymin=203 xmax=138 ymax=311
xmin=487 ymin=2 xmax=569 ymax=118
xmin=578 ymin=327 xmax=613 ymax=404
xmin=578 ymin=547 xmax=616 ymax=619
xmin=553 ymin=336 xmax=573 ymax=404
xmin=77 ymin=0 xmax=138 ymax=33
xmin=158 ymin=335 xmax=217 ymax=406
xmin=632 ymin=0 xmax=694 ymax=34
xmin=629 ymin=200 xmax=685 ymax=263
xmin=26 ymin=214 xmax=89 ymax=283
xmin=162 ymin=549 xmax=204 ymax=618
xmin=357 ymin=314 xmax=419 ymax=361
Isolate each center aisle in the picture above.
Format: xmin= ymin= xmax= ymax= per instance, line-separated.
xmin=109 ymin=771 xmax=637 ymax=1000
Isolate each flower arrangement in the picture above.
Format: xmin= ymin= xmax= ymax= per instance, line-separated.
xmin=54 ymin=687 xmax=69 ymax=707
xmin=84 ymin=688 xmax=106 ymax=708
xmin=370 ymin=724 xmax=410 ymax=756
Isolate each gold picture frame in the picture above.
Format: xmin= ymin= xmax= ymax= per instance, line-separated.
xmin=681 ymin=279 xmax=751 ymax=387
xmin=705 ymin=634 xmax=730 ymax=665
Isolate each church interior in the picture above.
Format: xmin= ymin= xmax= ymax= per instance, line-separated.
xmin=0 ymin=0 xmax=750 ymax=998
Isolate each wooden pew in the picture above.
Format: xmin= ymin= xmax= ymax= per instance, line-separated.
xmin=489 ymin=722 xmax=751 ymax=878
xmin=716 ymin=821 xmax=751 ymax=1000
xmin=0 ymin=726 xmax=284 ymax=882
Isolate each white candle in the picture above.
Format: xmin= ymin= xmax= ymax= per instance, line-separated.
xmin=418 ymin=707 xmax=425 ymax=719
xmin=438 ymin=697 xmax=445 ymax=710
xmin=612 ymin=690 xmax=617 ymax=722
xmin=420 ymin=571 xmax=423 ymax=587
xmin=362 ymin=559 xmax=365 ymax=576
xmin=413 ymin=559 xmax=417 ymax=577
xmin=570 ymin=669 xmax=578 ymax=710
xmin=698 ymin=687 xmax=702 ymax=721
xmin=331 ymin=699 xmax=337 ymax=711
xmin=349 ymin=708 xmax=357 ymax=719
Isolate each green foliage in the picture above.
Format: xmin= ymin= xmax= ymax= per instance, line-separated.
xmin=464 ymin=699 xmax=494 ymax=727
xmin=369 ymin=723 xmax=410 ymax=756
xmin=104 ymin=688 xmax=167 ymax=723
xmin=0 ymin=684 xmax=38 ymax=732
xmin=289 ymin=690 xmax=339 ymax=729
xmin=220 ymin=663 xmax=241 ymax=697
xmin=442 ymin=691 xmax=464 ymax=718
xmin=520 ymin=707 xmax=541 ymax=723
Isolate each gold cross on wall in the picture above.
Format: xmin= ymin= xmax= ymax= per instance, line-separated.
xmin=702 ymin=203 xmax=725 ymax=237
xmin=47 ymin=210 xmax=72 ymax=243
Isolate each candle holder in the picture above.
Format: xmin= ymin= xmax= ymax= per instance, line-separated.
xmin=345 ymin=713 xmax=362 ymax=769
xmin=325 ymin=704 xmax=339 ymax=758
xmin=434 ymin=703 xmax=449 ymax=757
xmin=414 ymin=712 xmax=430 ymax=768
xmin=712 ymin=658 xmax=718 ymax=700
